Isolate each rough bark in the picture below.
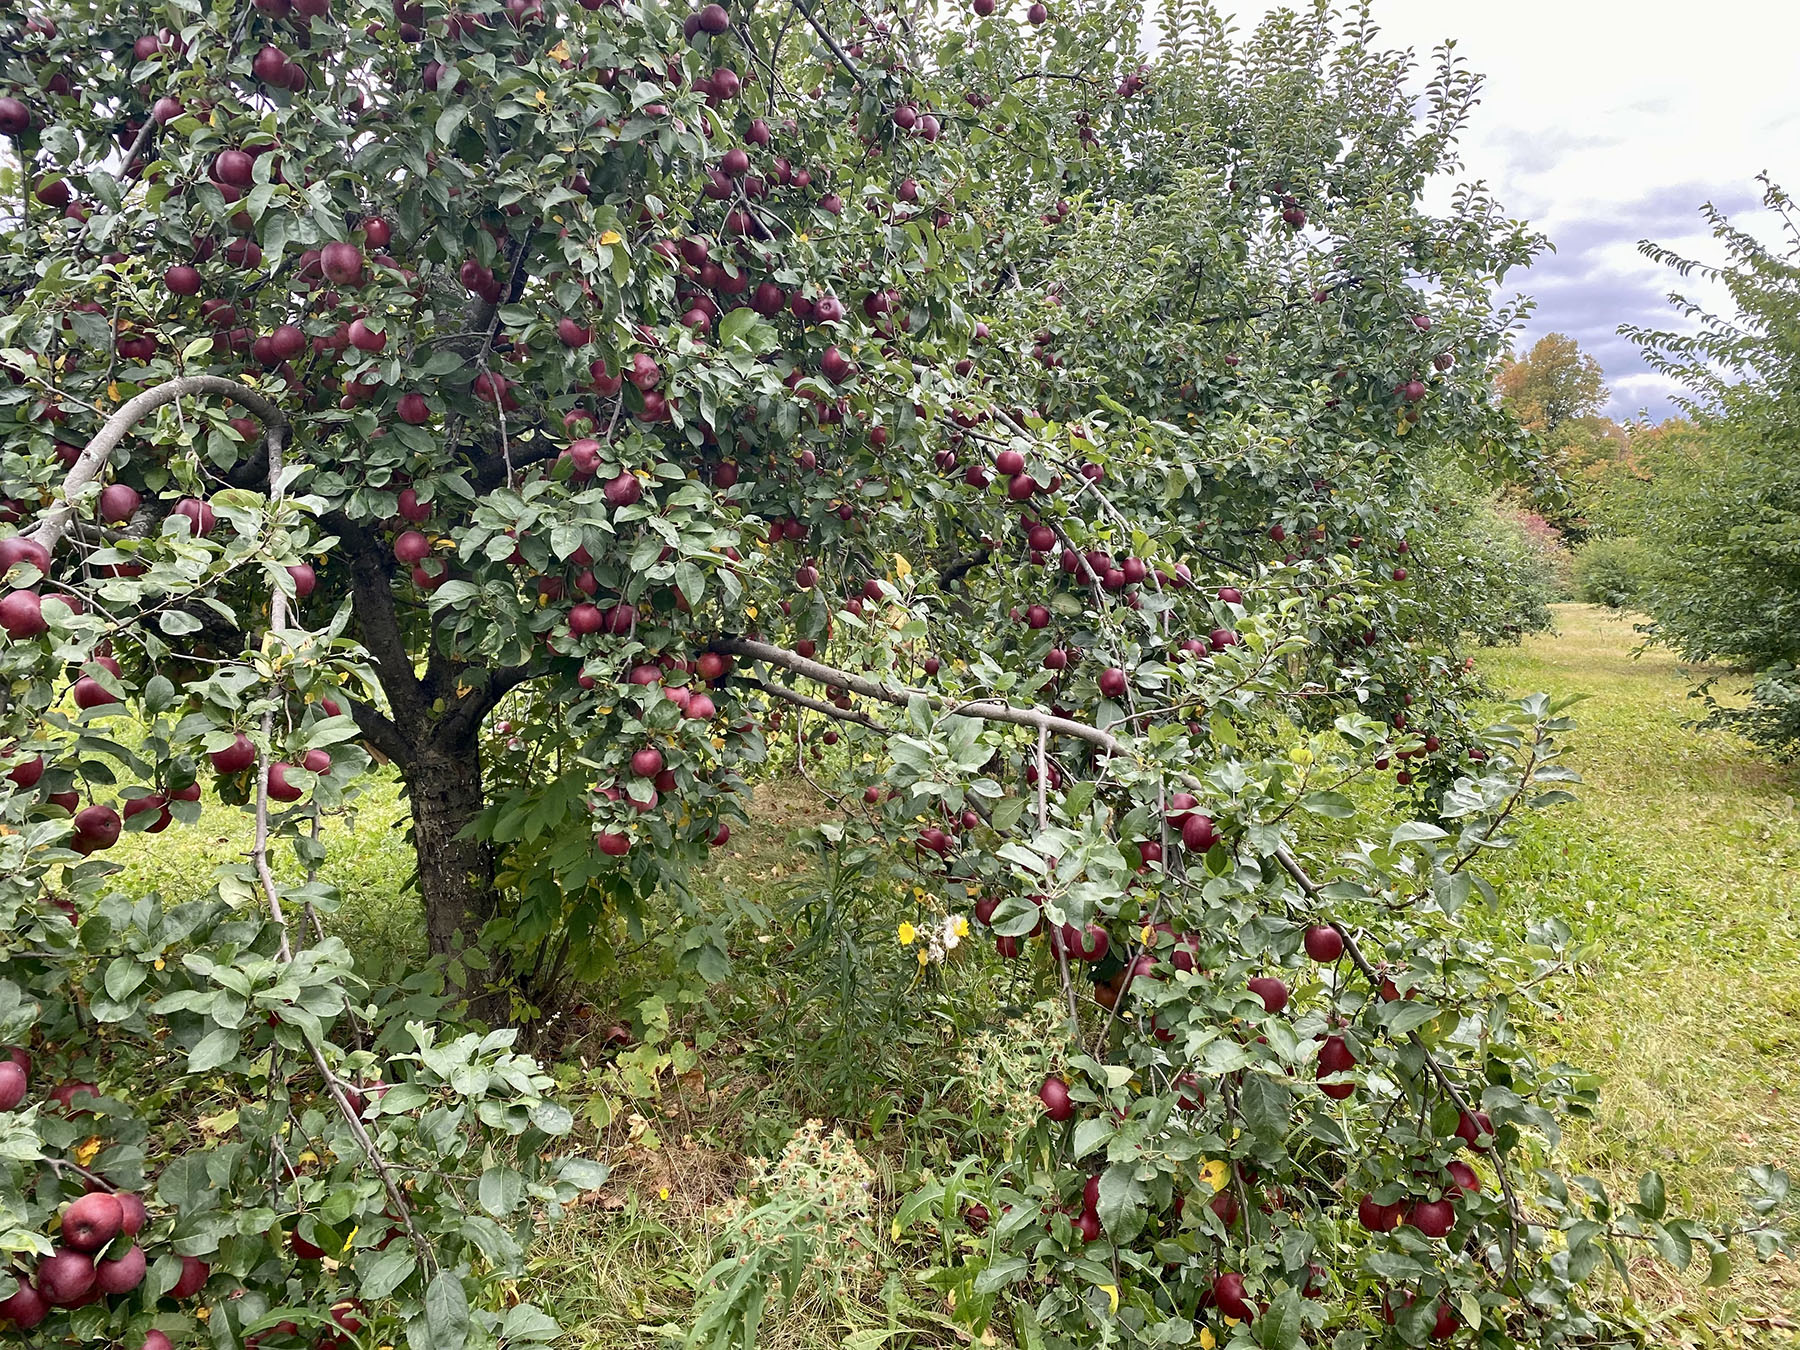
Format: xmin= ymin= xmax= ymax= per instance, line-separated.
xmin=404 ymin=740 xmax=496 ymax=962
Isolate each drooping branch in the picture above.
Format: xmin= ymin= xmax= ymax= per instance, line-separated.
xmin=745 ymin=675 xmax=891 ymax=731
xmin=250 ymin=435 xmax=434 ymax=1277
xmin=27 ymin=375 xmax=287 ymax=557
xmin=1273 ymin=843 xmax=1526 ymax=1254
xmin=709 ymin=634 xmax=1120 ymax=751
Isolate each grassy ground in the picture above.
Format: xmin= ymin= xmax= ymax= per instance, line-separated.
xmin=1475 ymin=604 xmax=1800 ymax=1336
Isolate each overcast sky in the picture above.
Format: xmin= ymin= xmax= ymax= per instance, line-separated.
xmin=1219 ymin=1 xmax=1800 ymax=423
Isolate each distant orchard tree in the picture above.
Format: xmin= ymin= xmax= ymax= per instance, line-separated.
xmin=1497 ymin=332 xmax=1609 ymax=433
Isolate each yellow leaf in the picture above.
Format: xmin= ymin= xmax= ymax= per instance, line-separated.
xmin=1099 ymin=1283 xmax=1119 ymax=1314
xmin=1200 ymin=1159 xmax=1228 ymax=1192
xmin=75 ymin=1136 xmax=103 ymax=1166
xmin=198 ymin=1109 xmax=239 ymax=1136
xmin=599 ymin=229 xmax=623 ymax=246
xmin=548 ymin=40 xmax=570 ymax=59
xmin=1199 ymin=1330 xmax=1215 ymax=1349
xmin=893 ymin=552 xmax=912 ymax=580
xmin=107 ymin=382 xmax=121 ymax=402
xmin=898 ymin=922 xmax=917 ymax=946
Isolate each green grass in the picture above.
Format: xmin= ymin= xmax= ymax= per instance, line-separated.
xmin=1475 ymin=604 xmax=1800 ymax=1330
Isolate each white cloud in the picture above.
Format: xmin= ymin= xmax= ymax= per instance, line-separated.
xmin=1217 ymin=1 xmax=1800 ymax=420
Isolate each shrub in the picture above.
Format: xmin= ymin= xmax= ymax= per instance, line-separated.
xmin=1573 ymin=537 xmax=1652 ymax=608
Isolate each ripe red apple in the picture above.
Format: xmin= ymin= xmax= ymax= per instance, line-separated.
xmin=347 ymin=318 xmax=386 ymax=352
xmin=1454 ymin=1108 xmax=1494 ymax=1150
xmin=211 ymin=731 xmax=256 ymax=775
xmin=1405 ymin=1197 xmax=1456 ymax=1238
xmin=557 ymin=317 xmax=592 ymax=346
xmin=603 ymin=471 xmax=643 ymax=508
xmin=0 ymin=590 xmax=46 ymax=639
xmin=99 ymin=483 xmax=141 ymax=523
xmin=596 ymin=831 xmax=630 ymax=857
xmin=115 ymin=1191 xmax=147 ymax=1236
xmin=0 ymin=97 xmax=31 ymax=136
xmin=397 ymin=392 xmax=430 ymax=424
xmin=164 ymin=264 xmax=203 ymax=296
xmin=1446 ymin=1160 xmax=1480 ymax=1195
xmin=169 ymin=1254 xmax=208 ymax=1299
xmin=0 ymin=1061 xmax=25 ymax=1111
xmin=393 ymin=530 xmax=431 ymax=564
xmin=320 ymin=241 xmax=364 ymax=286
xmin=1357 ymin=1192 xmax=1401 ymax=1232
xmin=1038 ymin=1075 xmax=1073 ymax=1121
xmin=1302 ymin=924 xmax=1342 ymax=962
xmin=173 ymin=497 xmax=216 ymax=537
xmin=1180 ymin=812 xmax=1217 ymax=852
xmin=266 ymin=762 xmax=305 ymax=802
xmin=49 ymin=1081 xmax=98 ymax=1113
xmin=94 ymin=1244 xmax=146 ymax=1294
xmin=71 ymin=803 xmax=122 ymax=854
xmin=1247 ymin=975 xmax=1288 ymax=1013
xmin=36 ymin=1248 xmax=95 ymax=1306
xmin=1098 ymin=667 xmax=1127 ymax=699
xmin=1211 ymin=1272 xmax=1253 ymax=1322
xmin=0 ymin=1274 xmax=47 ymax=1329
xmin=1317 ymin=1034 xmax=1356 ymax=1098
xmin=141 ymin=1332 xmax=174 ymax=1350
xmin=0 ymin=535 xmax=52 ymax=574
xmin=213 ymin=149 xmax=254 ymax=187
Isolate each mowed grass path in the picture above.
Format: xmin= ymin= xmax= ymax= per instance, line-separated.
xmin=1478 ymin=604 xmax=1800 ymax=1327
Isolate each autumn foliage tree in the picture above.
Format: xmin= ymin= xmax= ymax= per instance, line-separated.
xmin=0 ymin=0 xmax=1791 ymax=1347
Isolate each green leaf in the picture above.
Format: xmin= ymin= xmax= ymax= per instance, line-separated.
xmin=1254 ymin=1286 xmax=1305 ymax=1349
xmin=1637 ymin=1170 xmax=1667 ymax=1221
xmin=188 ymin=1027 xmax=240 ymax=1073
xmin=718 ymin=306 xmax=759 ymax=346
xmin=1704 ymin=1248 xmax=1733 ymax=1287
xmin=358 ymin=1246 xmax=417 ymax=1300
xmin=1390 ymin=821 xmax=1448 ymax=847
xmin=1299 ymin=791 xmax=1355 ymax=818
xmin=435 ymin=104 xmax=469 ymax=145
xmin=477 ymin=1165 xmax=525 ymax=1217
xmin=1071 ymin=1115 xmax=1115 ymax=1159
xmin=1239 ymin=1072 xmax=1291 ymax=1141
xmin=422 ymin=1270 xmax=470 ymax=1350
xmin=972 ymin=1256 xmax=1028 ymax=1294
xmin=1095 ymin=1161 xmax=1144 ymax=1239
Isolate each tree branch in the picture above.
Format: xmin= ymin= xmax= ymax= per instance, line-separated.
xmin=746 ymin=675 xmax=890 ymax=730
xmin=709 ymin=634 xmax=1119 ymax=751
xmin=789 ymin=0 xmax=877 ymax=94
xmin=26 ymin=375 xmax=287 ymax=557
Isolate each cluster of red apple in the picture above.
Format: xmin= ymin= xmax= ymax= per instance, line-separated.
xmin=0 ymin=1060 xmax=207 ymax=1341
xmin=581 ymin=653 xmax=737 ymax=858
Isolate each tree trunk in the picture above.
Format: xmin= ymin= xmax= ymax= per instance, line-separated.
xmin=403 ymin=740 xmax=496 ymax=961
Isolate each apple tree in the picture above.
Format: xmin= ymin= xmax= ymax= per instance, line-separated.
xmin=2 ymin=0 xmax=1790 ymax=1346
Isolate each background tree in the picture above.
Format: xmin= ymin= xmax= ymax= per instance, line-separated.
xmin=1496 ymin=332 xmax=1608 ymax=434
xmin=1618 ymin=177 xmax=1800 ymax=756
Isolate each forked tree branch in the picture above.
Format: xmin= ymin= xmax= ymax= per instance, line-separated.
xmin=27 ymin=375 xmax=287 ymax=557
